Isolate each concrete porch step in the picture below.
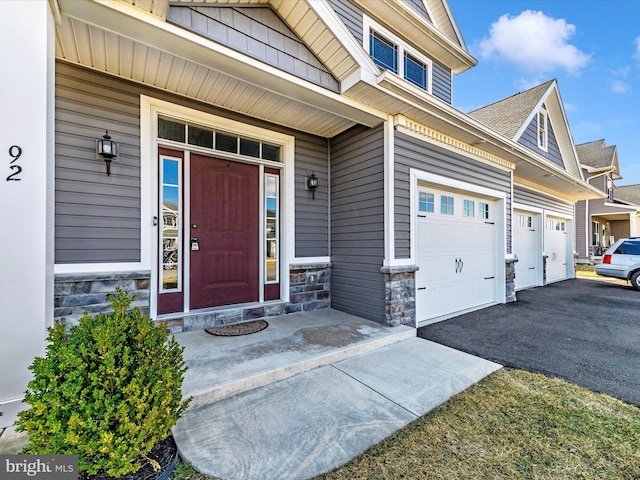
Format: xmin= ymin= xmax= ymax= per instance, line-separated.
xmin=174 ymin=309 xmax=416 ymax=410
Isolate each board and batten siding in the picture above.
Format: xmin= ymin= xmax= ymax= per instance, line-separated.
xmin=518 ymin=116 xmax=564 ymax=169
xmin=394 ymin=131 xmax=513 ymax=258
xmin=55 ymin=61 xmax=329 ymax=264
xmin=513 ymin=185 xmax=574 ymax=216
xmin=330 ymin=125 xmax=386 ymax=323
xmin=328 ymin=0 xmax=452 ymax=104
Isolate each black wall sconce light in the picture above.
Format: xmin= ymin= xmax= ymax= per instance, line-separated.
xmin=96 ymin=131 xmax=118 ymax=176
xmin=306 ymin=172 xmax=319 ymax=199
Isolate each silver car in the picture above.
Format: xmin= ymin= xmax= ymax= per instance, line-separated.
xmin=595 ymin=238 xmax=640 ymax=290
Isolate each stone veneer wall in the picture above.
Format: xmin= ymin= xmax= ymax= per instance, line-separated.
xmin=54 ymin=271 xmax=151 ymax=327
xmin=380 ymin=265 xmax=417 ymax=327
xmin=54 ymin=264 xmax=331 ymax=333
xmin=505 ymin=258 xmax=517 ymax=303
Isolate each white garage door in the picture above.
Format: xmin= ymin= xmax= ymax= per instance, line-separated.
xmin=513 ymin=210 xmax=540 ymax=290
xmin=545 ymin=216 xmax=568 ymax=283
xmin=416 ymin=186 xmax=498 ymax=324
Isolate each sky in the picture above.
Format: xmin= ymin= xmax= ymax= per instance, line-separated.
xmin=448 ymin=0 xmax=640 ymax=186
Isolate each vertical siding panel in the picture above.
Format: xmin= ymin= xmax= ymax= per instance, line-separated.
xmin=575 ymin=200 xmax=587 ymax=257
xmin=330 ymin=126 xmax=385 ymax=322
xmin=394 ymin=132 xmax=512 ymax=258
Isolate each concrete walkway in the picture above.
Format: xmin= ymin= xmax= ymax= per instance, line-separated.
xmin=173 ymin=309 xmax=501 ymax=480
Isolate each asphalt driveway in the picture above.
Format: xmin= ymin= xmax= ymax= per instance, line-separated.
xmin=418 ymin=278 xmax=640 ymax=406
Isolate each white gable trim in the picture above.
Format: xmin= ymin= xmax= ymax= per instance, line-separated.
xmin=513 ymin=82 xmax=556 ymax=142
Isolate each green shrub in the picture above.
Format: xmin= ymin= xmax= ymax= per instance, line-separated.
xmin=16 ymin=289 xmax=191 ymax=477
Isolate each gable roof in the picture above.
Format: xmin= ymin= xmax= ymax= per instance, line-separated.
xmin=614 ymin=184 xmax=640 ymax=206
xmin=468 ymin=80 xmax=554 ymax=139
xmin=468 ymin=79 xmax=583 ymax=179
xmin=575 ymin=139 xmax=619 ymax=171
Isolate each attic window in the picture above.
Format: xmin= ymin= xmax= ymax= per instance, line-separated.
xmin=365 ymin=16 xmax=432 ymax=94
xmin=537 ymin=107 xmax=548 ymax=152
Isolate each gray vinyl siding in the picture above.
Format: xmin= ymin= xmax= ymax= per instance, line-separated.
xmin=513 ymin=185 xmax=573 ymax=216
xmin=295 ymin=136 xmax=330 ymax=258
xmin=432 ymin=60 xmax=452 ymax=104
xmin=518 ymin=115 xmax=564 ymax=168
xmin=575 ymin=200 xmax=588 ymax=257
xmin=330 ymin=126 xmax=386 ymax=323
xmin=55 ymin=61 xmax=328 ymax=263
xmin=329 ymin=0 xmax=452 ymax=104
xmin=167 ymin=6 xmax=339 ymax=92
xmin=328 ymin=0 xmax=363 ymax=43
xmin=404 ymin=0 xmax=431 ymax=22
xmin=56 ymin=65 xmax=142 ymax=263
xmin=394 ymin=132 xmax=512 ymax=258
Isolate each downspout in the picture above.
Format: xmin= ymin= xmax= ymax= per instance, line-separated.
xmin=327 ymin=138 xmax=331 ymax=258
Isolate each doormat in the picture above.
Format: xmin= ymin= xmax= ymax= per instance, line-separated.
xmin=205 ymin=320 xmax=268 ymax=336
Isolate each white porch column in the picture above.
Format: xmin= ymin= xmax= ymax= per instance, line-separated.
xmin=0 ymin=0 xmax=55 ymax=426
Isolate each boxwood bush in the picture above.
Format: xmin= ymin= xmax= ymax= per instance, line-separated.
xmin=17 ymin=289 xmax=190 ymax=477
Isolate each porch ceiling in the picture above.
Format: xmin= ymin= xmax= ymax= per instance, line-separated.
xmin=56 ymin=0 xmax=386 ymax=138
xmin=346 ymin=76 xmax=604 ymax=202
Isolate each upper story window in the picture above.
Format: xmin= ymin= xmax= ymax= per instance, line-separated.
xmin=606 ymin=175 xmax=614 ymax=202
xmin=365 ymin=17 xmax=432 ymax=94
xmin=537 ymin=107 xmax=548 ymax=152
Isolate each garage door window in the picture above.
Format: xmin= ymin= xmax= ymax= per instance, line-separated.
xmin=419 ymin=192 xmax=434 ymax=213
xmin=463 ymin=200 xmax=475 ymax=217
xmin=441 ymin=195 xmax=454 ymax=215
xmin=479 ymin=202 xmax=490 ymax=220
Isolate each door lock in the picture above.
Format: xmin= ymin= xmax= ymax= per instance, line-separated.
xmin=191 ymin=237 xmax=200 ymax=251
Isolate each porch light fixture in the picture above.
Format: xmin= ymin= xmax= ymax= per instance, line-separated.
xmin=96 ymin=130 xmax=118 ymax=176
xmin=306 ymin=172 xmax=318 ymax=199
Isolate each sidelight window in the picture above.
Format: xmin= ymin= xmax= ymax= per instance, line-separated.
xmin=265 ymin=174 xmax=279 ymax=283
xmin=160 ymin=156 xmax=181 ymax=292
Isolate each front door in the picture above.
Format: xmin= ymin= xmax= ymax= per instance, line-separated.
xmin=190 ymin=155 xmax=259 ymax=309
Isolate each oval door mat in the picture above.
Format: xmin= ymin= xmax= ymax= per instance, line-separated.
xmin=205 ymin=320 xmax=268 ymax=336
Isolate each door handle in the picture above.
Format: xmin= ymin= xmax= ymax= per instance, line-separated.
xmin=459 ymin=258 xmax=464 ymax=273
xmin=455 ymin=258 xmax=460 ymax=273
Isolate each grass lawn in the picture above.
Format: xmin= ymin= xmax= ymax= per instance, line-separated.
xmin=172 ymin=369 xmax=640 ymax=480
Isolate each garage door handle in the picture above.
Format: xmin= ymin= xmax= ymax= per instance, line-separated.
xmin=485 ymin=221 xmax=495 ymax=225
xmin=484 ymin=276 xmax=494 ymax=280
xmin=529 ymin=267 xmax=535 ymax=270
xmin=460 ymin=258 xmax=464 ymax=273
xmin=455 ymin=258 xmax=459 ymax=273
xmin=418 ymin=287 xmax=426 ymax=290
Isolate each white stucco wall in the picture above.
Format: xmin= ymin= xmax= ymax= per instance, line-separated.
xmin=0 ymin=0 xmax=55 ymax=427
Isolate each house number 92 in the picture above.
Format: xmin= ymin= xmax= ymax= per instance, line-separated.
xmin=7 ymin=145 xmax=23 ymax=181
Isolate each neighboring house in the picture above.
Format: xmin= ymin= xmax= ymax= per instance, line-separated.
xmin=575 ymin=140 xmax=640 ymax=262
xmin=468 ymin=80 xmax=599 ymax=290
xmin=1 ymin=0 xmax=601 ymax=425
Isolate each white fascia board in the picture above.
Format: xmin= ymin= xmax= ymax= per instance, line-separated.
xmin=59 ymin=0 xmax=386 ymax=128
xmin=513 ymin=203 xmax=544 ymax=214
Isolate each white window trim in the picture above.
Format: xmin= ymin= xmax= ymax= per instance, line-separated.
xmin=363 ymin=15 xmax=433 ymax=94
xmin=537 ymin=107 xmax=548 ymax=152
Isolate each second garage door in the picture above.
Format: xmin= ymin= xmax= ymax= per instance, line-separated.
xmin=545 ymin=216 xmax=569 ymax=283
xmin=416 ymin=186 xmax=498 ymax=324
xmin=513 ymin=210 xmax=540 ymax=290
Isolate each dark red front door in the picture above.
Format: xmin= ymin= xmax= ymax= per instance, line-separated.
xmin=190 ymin=155 xmax=259 ymax=309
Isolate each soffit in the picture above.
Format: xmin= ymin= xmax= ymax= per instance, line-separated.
xmin=56 ymin=0 xmax=385 ymax=138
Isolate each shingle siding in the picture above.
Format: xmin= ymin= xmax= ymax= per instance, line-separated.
xmin=330 ymin=125 xmax=386 ymax=323
xmin=575 ymin=200 xmax=588 ymax=257
xmin=394 ymin=132 xmax=512 ymax=258
xmin=167 ymin=5 xmax=340 ymax=92
xmin=55 ymin=61 xmax=329 ymax=264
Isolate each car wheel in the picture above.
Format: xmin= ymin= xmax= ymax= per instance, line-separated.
xmin=631 ymin=271 xmax=640 ymax=291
